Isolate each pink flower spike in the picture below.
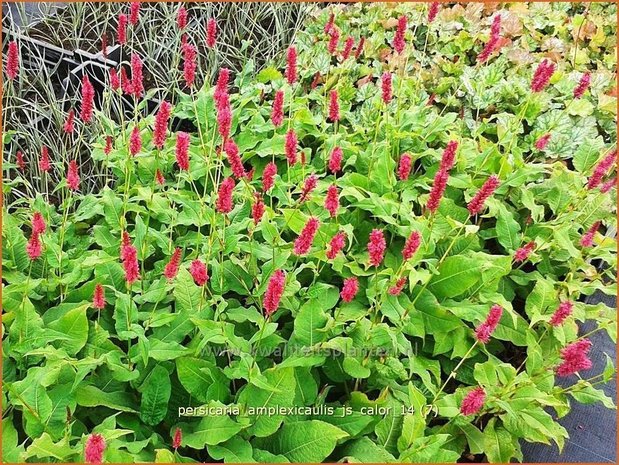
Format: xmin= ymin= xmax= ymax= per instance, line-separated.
xmin=32 ymin=212 xmax=46 ymax=234
xmin=402 ymin=231 xmax=421 ymax=261
xmin=129 ymin=126 xmax=142 ymax=156
xmin=549 ymin=301 xmax=573 ymax=327
xmin=398 ymin=153 xmax=412 ymax=181
xmin=342 ymin=36 xmax=355 ymax=60
xmin=63 ymin=109 xmax=75 ymax=134
xmin=173 ymin=427 xmax=182 ymax=450
xmin=6 ymin=41 xmax=19 ymax=80
xmin=67 ymin=160 xmax=80 ymax=191
xmin=217 ymin=177 xmax=235 ymax=214
xmin=467 ymin=175 xmax=500 ymax=216
xmin=80 ymin=75 xmax=95 ymax=123
xmin=286 ymin=45 xmax=297 ymax=84
xmin=367 ymin=229 xmax=386 ymax=267
xmin=580 ymin=221 xmax=601 ymax=248
xmin=327 ymin=27 xmax=340 ymax=55
xmin=93 ymin=284 xmax=106 ymax=310
xmin=381 ymin=72 xmax=393 ymax=104
xmin=189 ymin=259 xmax=209 ymax=286
xmin=328 ymin=146 xmax=343 ymax=174
xmin=587 ymin=149 xmax=616 ymax=190
xmin=26 ymin=233 xmax=42 ymax=260
xmin=252 ymin=194 xmax=265 ymax=225
xmin=263 ymin=269 xmax=286 ymax=316
xmin=535 ymin=133 xmax=552 ymax=151
xmin=428 ymin=2 xmax=440 ymax=23
xmin=393 ymin=15 xmax=407 ymax=54
xmin=328 ymin=90 xmax=340 ymax=122
xmin=531 ymin=59 xmax=556 ymax=93
xmin=153 ymin=101 xmax=173 ymax=149
xmin=206 ymin=18 xmax=217 ymax=48
xmin=556 ymin=339 xmax=593 ymax=377
xmin=474 ymin=304 xmax=503 ymax=343
xmin=600 ymin=177 xmax=616 ymax=193
xmin=164 ymin=248 xmax=182 ymax=280
xmin=460 ymin=387 xmax=486 ymax=416
xmin=354 ymin=37 xmax=365 ymax=59
xmin=573 ymin=72 xmax=591 ymax=99
xmin=299 ymin=175 xmax=317 ymax=202
xmin=285 ymin=129 xmax=298 ymax=165
xmin=177 ymin=6 xmax=188 ymax=29
xmin=388 ymin=277 xmax=407 ymax=296
xmin=514 ymin=241 xmax=535 ymax=262
xmin=326 ymin=231 xmax=347 ymax=260
xmin=84 ymin=433 xmax=106 ymax=464
xmin=325 ymin=185 xmax=340 ymax=218
xmin=117 ymin=13 xmax=127 ymax=45
xmin=223 ymin=138 xmax=246 ymax=178
xmin=262 ymin=162 xmax=277 ymax=192
xmin=271 ymin=90 xmax=285 ymax=127
xmin=340 ymin=277 xmax=359 ymax=303
xmin=294 ymin=217 xmax=320 ymax=256
xmin=39 ymin=146 xmax=51 ymax=172
xmin=129 ymin=2 xmax=140 ymax=25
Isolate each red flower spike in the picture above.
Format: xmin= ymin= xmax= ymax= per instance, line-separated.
xmin=300 ymin=175 xmax=317 ymax=202
xmin=426 ymin=168 xmax=449 ymax=213
xmin=216 ymin=96 xmax=232 ymax=140
xmin=440 ymin=141 xmax=458 ymax=171
xmin=104 ymin=136 xmax=113 ymax=155
xmin=467 ymin=175 xmax=500 ymax=216
xmin=393 ymin=15 xmax=407 ymax=54
xmin=328 ymin=90 xmax=340 ymax=122
xmin=130 ymin=53 xmax=144 ymax=98
xmin=550 ymin=301 xmax=573 ymax=327
xmin=460 ymin=387 xmax=485 ymax=415
xmin=398 ymin=153 xmax=412 ymax=181
xmin=216 ymin=177 xmax=235 ymax=214
xmin=67 ymin=160 xmax=80 ymax=191
xmin=531 ymin=60 xmax=556 ymax=93
xmin=354 ymin=37 xmax=365 ymax=59
xmin=262 ymin=162 xmax=277 ymax=192
xmin=223 ymin=138 xmax=246 ymax=178
xmin=286 ymin=46 xmax=297 ymax=85
xmin=26 ymin=233 xmax=42 ymax=260
xmin=117 ymin=13 xmax=127 ymax=45
xmin=477 ymin=14 xmax=501 ymax=63
xmin=6 ymin=41 xmax=19 ymax=80
xmin=155 ymin=169 xmax=165 ymax=185
xmin=327 ymin=27 xmax=340 ymax=55
xmin=153 ymin=101 xmax=172 ymax=149
xmin=474 ymin=304 xmax=503 ymax=343
xmin=402 ymin=231 xmax=421 ymax=261
xmin=326 ymin=231 xmax=347 ymax=260
xmin=177 ymin=6 xmax=188 ymax=29
xmin=388 ymin=277 xmax=407 ymax=296
xmin=85 ymin=433 xmax=106 ymax=464
xmin=172 ymin=428 xmax=182 ymax=450
xmin=39 ymin=146 xmax=51 ymax=172
xmin=600 ymin=177 xmax=616 ymax=193
xmin=121 ymin=236 xmax=140 ymax=285
xmin=285 ymin=129 xmax=298 ymax=165
xmin=32 ymin=212 xmax=46 ymax=235
xmin=189 ymin=259 xmax=209 ymax=286
xmin=129 ymin=126 xmax=142 ymax=156
xmin=206 ymin=18 xmax=217 ymax=48
xmin=325 ymin=185 xmax=340 ymax=218
xmin=428 ymin=2 xmax=440 ymax=23
xmin=587 ymin=149 xmax=617 ymax=190
xmin=514 ymin=241 xmax=535 ymax=262
xmin=182 ymin=43 xmax=197 ymax=88
xmin=271 ymin=90 xmax=284 ymax=127
xmin=120 ymin=67 xmax=133 ymax=95
xmin=80 ymin=75 xmax=95 ymax=123
xmin=580 ymin=221 xmax=601 ymax=248
xmin=342 ymin=36 xmax=355 ymax=60
xmin=93 ymin=284 xmax=106 ymax=310
xmin=556 ymin=339 xmax=593 ymax=377
xmin=214 ymin=68 xmax=230 ymax=106
xmin=129 ymin=2 xmax=140 ymax=25
xmin=263 ymin=269 xmax=286 ymax=316
xmin=294 ymin=217 xmax=320 ymax=256
xmin=573 ymin=72 xmax=591 ymax=99
xmin=164 ymin=248 xmax=182 ymax=280
xmin=340 ymin=277 xmax=359 ymax=303
xmin=63 ymin=109 xmax=75 ymax=134
xmin=16 ymin=150 xmax=25 ymax=170
xmin=252 ymin=194 xmax=265 ymax=225
xmin=367 ymin=229 xmax=386 ymax=267
xmin=109 ymin=68 xmax=121 ymax=91
xmin=381 ymin=72 xmax=393 ymax=104
xmin=535 ymin=133 xmax=551 ymax=151
xmin=328 ymin=146 xmax=343 ymax=174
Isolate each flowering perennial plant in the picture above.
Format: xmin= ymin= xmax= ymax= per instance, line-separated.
xmin=1 ymin=2 xmax=617 ymax=464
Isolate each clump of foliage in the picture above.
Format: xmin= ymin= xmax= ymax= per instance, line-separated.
xmin=2 ymin=2 xmax=617 ymax=463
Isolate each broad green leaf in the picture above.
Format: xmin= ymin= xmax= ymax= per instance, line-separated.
xmin=140 ymin=365 xmax=171 ymax=426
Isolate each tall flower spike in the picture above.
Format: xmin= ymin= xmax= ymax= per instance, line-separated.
xmin=16 ymin=150 xmax=25 ymax=170
xmin=535 ymin=133 xmax=552 ymax=151
xmin=398 ymin=153 xmax=412 ymax=181
xmin=104 ymin=136 xmax=113 ymax=155
xmin=327 ymin=27 xmax=340 ymax=55
xmin=182 ymin=43 xmax=197 ymax=88
xmin=340 ymin=277 xmax=359 ymax=303
xmin=117 ymin=13 xmax=127 ymax=45
xmin=587 ymin=149 xmax=616 ymax=190
xmin=120 ymin=67 xmax=133 ymax=95
xmin=262 ymin=162 xmax=277 ymax=192
xmin=428 ymin=2 xmax=440 ymax=23
xmin=223 ymin=138 xmax=246 ymax=178
xmin=172 ymin=428 xmax=182 ymax=450
xmin=388 ymin=277 xmax=407 ymax=296
xmin=342 ymin=36 xmax=355 ymax=60
xmin=326 ymin=231 xmax=346 ymax=260
xmin=175 ymin=132 xmax=190 ymax=171
xmin=325 ymin=185 xmax=339 ymax=218
xmin=164 ymin=248 xmax=182 ymax=280
xmin=393 ymin=15 xmax=407 ymax=54
xmin=601 ymin=177 xmax=616 ymax=193
xmin=67 ymin=160 xmax=80 ymax=191
xmin=271 ymin=90 xmax=284 ymax=127
xmin=467 ymin=175 xmax=500 ymax=215
xmin=440 ymin=141 xmax=458 ymax=171
xmin=328 ymin=90 xmax=340 ymax=122
xmin=381 ymin=72 xmax=393 ymax=104
xmin=189 ymin=259 xmax=209 ymax=286
xmin=402 ymin=231 xmax=421 ymax=261
xmin=101 ymin=32 xmax=108 ymax=59
xmin=324 ymin=12 xmax=335 ymax=34
xmin=573 ymin=72 xmax=591 ymax=99
xmin=63 ymin=109 xmax=75 ymax=134
xmin=129 ymin=126 xmax=142 ymax=156
xmin=130 ymin=53 xmax=144 ymax=98
xmin=286 ymin=46 xmax=297 ymax=85
xmin=129 ymin=2 xmax=140 ymax=25
xmin=155 ymin=169 xmax=165 ymax=185
xmin=216 ymin=96 xmax=232 ymax=140
xmin=216 ymin=177 xmax=235 ymax=213
xmin=252 ymin=194 xmax=265 ymax=225
xmin=6 ymin=41 xmax=19 ymax=80
xmin=550 ymin=301 xmax=573 ymax=327
xmin=294 ymin=217 xmax=320 ymax=255
xmin=214 ymin=68 xmax=230 ymax=106
xmin=329 ymin=147 xmax=343 ymax=174
xmin=367 ymin=229 xmax=386 ymax=267
xmin=121 ymin=236 xmax=140 ymax=285
xmin=206 ymin=18 xmax=217 ymax=48
xmin=556 ymin=339 xmax=593 ymax=377
xmin=354 ymin=37 xmax=365 ymax=59
xmin=177 ymin=6 xmax=188 ymax=29
xmin=477 ymin=14 xmax=501 ymax=63
xmin=460 ymin=387 xmax=486 ymax=416
xmin=93 ymin=283 xmax=106 ymax=310
xmin=39 ymin=146 xmax=51 ymax=172
xmin=26 ymin=233 xmax=42 ymax=260
xmin=32 ymin=212 xmax=46 ymax=234
xmin=426 ymin=168 xmax=448 ymax=213
xmin=531 ymin=60 xmax=556 ymax=93
xmin=580 ymin=221 xmax=601 ymax=247
xmin=84 ymin=433 xmax=106 ymax=464
xmin=80 ymin=75 xmax=95 ymax=123
xmin=263 ymin=270 xmax=286 ymax=316
xmin=153 ymin=101 xmax=172 ymax=149
xmin=300 ymin=175 xmax=317 ymax=202
xmin=474 ymin=304 xmax=503 ymax=343
xmin=514 ymin=241 xmax=535 ymax=262
xmin=285 ymin=129 xmax=298 ymax=165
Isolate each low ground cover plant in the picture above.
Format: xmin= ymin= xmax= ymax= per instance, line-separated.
xmin=2 ymin=2 xmax=617 ymax=463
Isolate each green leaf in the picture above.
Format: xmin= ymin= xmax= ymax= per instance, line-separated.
xmin=483 ymin=418 xmax=516 ymax=463
xmin=208 ymin=436 xmax=255 ymax=463
xmin=428 ymin=255 xmax=482 ymax=299
xmin=47 ymin=304 xmax=89 ymax=356
xmin=495 ymin=204 xmax=521 ymax=251
xmin=340 ymin=437 xmax=396 ymax=462
xmin=525 ymin=278 xmax=557 ymax=322
xmin=181 ymin=408 xmax=244 ymax=447
xmin=140 ymin=365 xmax=171 ymax=426
xmin=176 ymin=357 xmax=229 ymax=403
xmin=261 ymin=420 xmax=348 ymax=462
xmin=75 ymin=385 xmax=138 ymax=413
xmin=293 ymin=299 xmax=329 ymax=347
